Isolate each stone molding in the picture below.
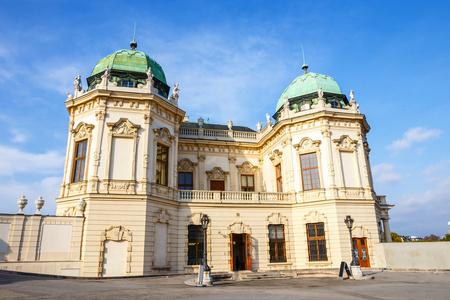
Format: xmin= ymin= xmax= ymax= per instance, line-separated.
xmin=107 ymin=118 xmax=140 ymax=138
xmin=99 ymin=225 xmax=133 ymax=276
xmin=153 ymin=127 xmax=175 ymax=147
xmin=206 ymin=167 xmax=228 ymax=180
xmin=71 ymin=122 xmax=94 ymax=142
xmin=236 ymin=161 xmax=258 ymax=174
xmin=333 ymin=135 xmax=357 ymax=152
xmin=177 ymin=158 xmax=196 ymax=172
xmin=293 ymin=137 xmax=321 ymax=154
xmin=269 ymin=149 xmax=283 ymax=166
xmin=227 ymin=221 xmax=251 ymax=234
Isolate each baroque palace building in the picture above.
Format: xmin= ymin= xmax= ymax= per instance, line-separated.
xmin=0 ymin=41 xmax=393 ymax=277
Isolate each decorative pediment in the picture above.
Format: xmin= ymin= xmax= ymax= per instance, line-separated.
xmin=155 ymin=209 xmax=170 ymax=223
xmin=266 ymin=212 xmax=288 ymax=225
xmin=178 ymin=158 xmax=196 ymax=172
xmin=101 ymin=225 xmax=132 ymax=242
xmin=228 ymin=221 xmax=251 ymax=234
xmin=293 ymin=137 xmax=321 ymax=154
xmin=304 ymin=210 xmax=327 ymax=224
xmin=352 ymin=226 xmax=369 ymax=238
xmin=269 ymin=149 xmax=283 ymax=166
xmin=236 ymin=161 xmax=258 ymax=174
xmin=206 ymin=167 xmax=228 ymax=180
xmin=333 ymin=135 xmax=357 ymax=151
xmin=154 ymin=127 xmax=175 ymax=146
xmin=71 ymin=122 xmax=94 ymax=141
xmin=186 ymin=212 xmax=203 ymax=225
xmin=107 ymin=118 xmax=140 ymax=137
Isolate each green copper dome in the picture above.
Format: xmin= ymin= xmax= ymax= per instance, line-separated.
xmin=91 ymin=49 xmax=167 ymax=84
xmin=276 ymin=72 xmax=342 ymax=112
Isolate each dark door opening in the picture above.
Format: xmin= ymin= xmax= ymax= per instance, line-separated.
xmin=230 ymin=233 xmax=251 ymax=271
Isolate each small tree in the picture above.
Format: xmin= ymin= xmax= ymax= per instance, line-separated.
xmin=423 ymin=234 xmax=440 ymax=241
xmin=441 ymin=234 xmax=450 ymax=241
xmin=391 ymin=232 xmax=403 ymax=242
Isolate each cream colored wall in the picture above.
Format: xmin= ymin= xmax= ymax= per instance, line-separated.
xmin=0 ymin=214 xmax=83 ymax=275
xmin=374 ymin=242 xmax=450 ymax=270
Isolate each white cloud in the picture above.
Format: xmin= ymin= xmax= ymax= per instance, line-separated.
xmin=422 ymin=159 xmax=450 ymax=175
xmin=0 ymin=145 xmax=64 ymax=176
xmin=0 ymin=176 xmax=61 ymax=215
xmin=9 ymin=129 xmax=28 ymax=143
xmin=388 ymin=127 xmax=442 ymax=150
xmin=372 ymin=163 xmax=402 ymax=184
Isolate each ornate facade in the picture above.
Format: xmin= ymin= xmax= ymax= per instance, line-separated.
xmin=0 ymin=43 xmax=393 ymax=277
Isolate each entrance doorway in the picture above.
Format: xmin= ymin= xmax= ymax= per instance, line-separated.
xmin=353 ymin=238 xmax=370 ymax=267
xmin=230 ymin=233 xmax=251 ymax=271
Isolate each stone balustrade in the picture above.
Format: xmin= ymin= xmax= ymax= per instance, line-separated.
xmin=179 ymin=127 xmax=260 ymax=142
xmin=178 ymin=190 xmax=293 ymax=203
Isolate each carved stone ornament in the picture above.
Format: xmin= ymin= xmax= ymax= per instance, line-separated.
xmin=17 ymin=195 xmax=28 ymax=214
xmin=266 ymin=212 xmax=288 ymax=225
xmin=34 ymin=196 xmax=45 ymax=215
xmin=178 ymin=158 xmax=196 ymax=172
xmin=269 ymin=149 xmax=283 ymax=166
xmin=101 ymin=225 xmax=132 ymax=242
xmin=108 ymin=118 xmax=140 ymax=137
xmin=333 ymin=135 xmax=357 ymax=151
xmin=76 ymin=198 xmax=86 ymax=217
xmin=228 ymin=221 xmax=251 ymax=234
xmin=293 ymin=137 xmax=321 ymax=154
xmin=154 ymin=127 xmax=175 ymax=146
xmin=155 ymin=209 xmax=170 ymax=223
xmin=236 ymin=161 xmax=258 ymax=174
xmin=304 ymin=210 xmax=327 ymax=224
xmin=206 ymin=167 xmax=228 ymax=180
xmin=71 ymin=122 xmax=94 ymax=141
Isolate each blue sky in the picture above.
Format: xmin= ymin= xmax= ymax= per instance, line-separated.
xmin=0 ymin=1 xmax=449 ymax=237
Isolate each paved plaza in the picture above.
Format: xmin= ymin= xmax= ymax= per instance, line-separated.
xmin=0 ymin=270 xmax=448 ymax=299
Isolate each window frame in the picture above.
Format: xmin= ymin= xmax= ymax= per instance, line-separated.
xmin=275 ymin=163 xmax=283 ymax=192
xmin=178 ymin=172 xmax=193 ymax=190
xmin=268 ymin=224 xmax=286 ymax=263
xmin=306 ymin=222 xmax=328 ymax=261
xmin=72 ymin=140 xmax=88 ymax=183
xmin=187 ymin=225 xmax=205 ymax=265
xmin=156 ymin=144 xmax=169 ymax=186
xmin=300 ymin=152 xmax=320 ymax=190
xmin=240 ymin=174 xmax=255 ymax=192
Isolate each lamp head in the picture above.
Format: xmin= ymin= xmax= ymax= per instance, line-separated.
xmin=201 ymin=214 xmax=210 ymax=229
xmin=344 ymin=215 xmax=354 ymax=229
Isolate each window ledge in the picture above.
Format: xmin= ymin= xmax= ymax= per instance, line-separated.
xmin=305 ymin=261 xmax=332 ymax=268
xmin=267 ymin=262 xmax=292 ymax=266
xmin=152 ymin=265 xmax=171 ymax=270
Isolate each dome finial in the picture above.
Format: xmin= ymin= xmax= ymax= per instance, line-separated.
xmin=301 ymin=44 xmax=308 ymax=74
xmin=130 ymin=21 xmax=137 ymax=50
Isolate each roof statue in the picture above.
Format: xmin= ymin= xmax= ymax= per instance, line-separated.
xmin=256 ymin=122 xmax=263 ymax=132
xmin=317 ymin=86 xmax=324 ymax=99
xmin=227 ymin=120 xmax=233 ymax=130
xmin=266 ymin=113 xmax=271 ymax=124
xmin=350 ymin=89 xmax=354 ymax=101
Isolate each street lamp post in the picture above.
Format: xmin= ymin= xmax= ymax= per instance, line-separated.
xmin=344 ymin=215 xmax=359 ymax=266
xmin=200 ymin=214 xmax=213 ymax=286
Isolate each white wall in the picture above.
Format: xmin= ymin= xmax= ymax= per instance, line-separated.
xmin=374 ymin=242 xmax=450 ymax=270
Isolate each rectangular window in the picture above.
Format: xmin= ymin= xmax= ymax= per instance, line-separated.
xmin=268 ymin=224 xmax=286 ymax=263
xmin=72 ymin=140 xmax=88 ymax=182
xmin=178 ymin=172 xmax=193 ymax=190
xmin=188 ymin=225 xmax=205 ymax=265
xmin=241 ymin=175 xmax=254 ymax=191
xmin=275 ymin=164 xmax=283 ymax=192
xmin=300 ymin=153 xmax=320 ymax=190
xmin=306 ymin=222 xmax=327 ymax=261
xmin=156 ymin=144 xmax=169 ymax=186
